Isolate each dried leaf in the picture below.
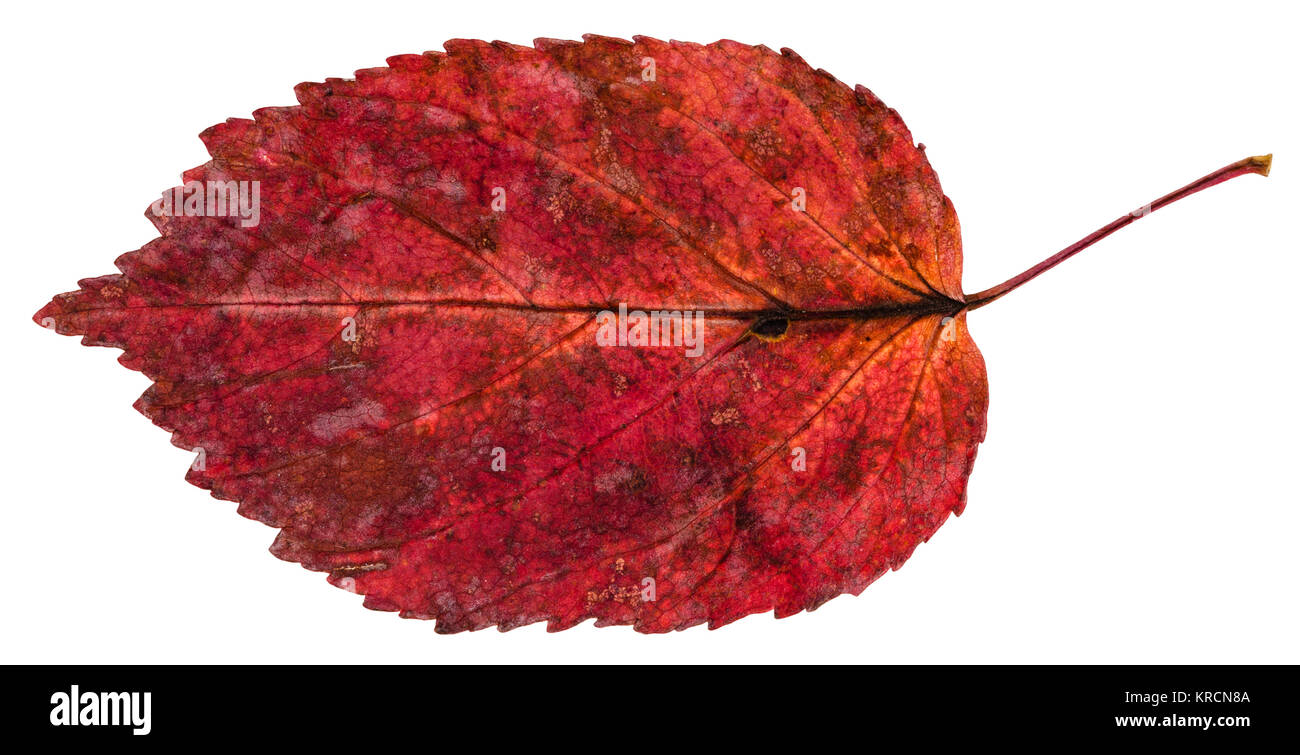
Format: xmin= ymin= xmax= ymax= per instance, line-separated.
xmin=34 ymin=36 xmax=1269 ymax=632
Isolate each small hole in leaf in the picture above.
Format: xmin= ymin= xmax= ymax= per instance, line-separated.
xmin=752 ymin=317 xmax=790 ymax=341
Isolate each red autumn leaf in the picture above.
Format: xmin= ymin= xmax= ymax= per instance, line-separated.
xmin=34 ymin=36 xmax=1270 ymax=633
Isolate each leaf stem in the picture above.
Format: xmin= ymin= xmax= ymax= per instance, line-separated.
xmin=965 ymin=154 xmax=1272 ymax=310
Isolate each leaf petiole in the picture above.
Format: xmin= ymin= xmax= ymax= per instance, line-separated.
xmin=966 ymin=154 xmax=1272 ymax=310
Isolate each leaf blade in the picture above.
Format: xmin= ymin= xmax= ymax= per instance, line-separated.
xmin=35 ymin=37 xmax=987 ymax=632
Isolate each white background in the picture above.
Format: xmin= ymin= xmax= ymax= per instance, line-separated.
xmin=2 ymin=0 xmax=1296 ymax=664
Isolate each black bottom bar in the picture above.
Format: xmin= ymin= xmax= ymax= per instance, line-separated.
xmin=5 ymin=665 xmax=1287 ymax=744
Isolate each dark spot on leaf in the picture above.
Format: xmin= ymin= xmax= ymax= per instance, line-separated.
xmin=751 ymin=317 xmax=789 ymax=341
